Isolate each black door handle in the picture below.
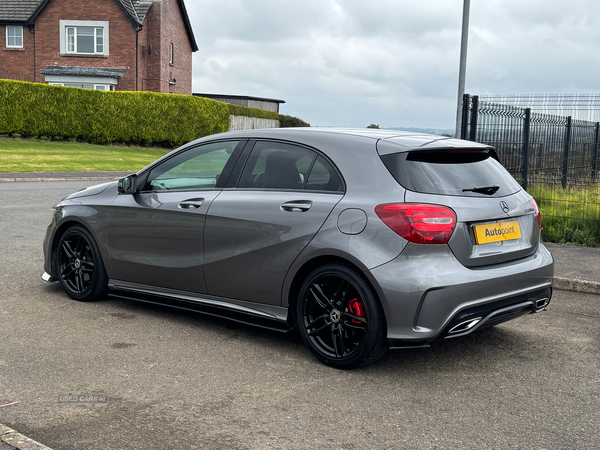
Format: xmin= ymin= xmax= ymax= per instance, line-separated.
xmin=281 ymin=201 xmax=312 ymax=212
xmin=178 ymin=198 xmax=205 ymax=209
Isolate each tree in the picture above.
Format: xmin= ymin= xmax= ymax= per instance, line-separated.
xmin=367 ymin=124 xmax=380 ymax=129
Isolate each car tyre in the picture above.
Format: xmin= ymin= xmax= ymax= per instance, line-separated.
xmin=56 ymin=225 xmax=108 ymax=302
xmin=297 ymin=263 xmax=388 ymax=369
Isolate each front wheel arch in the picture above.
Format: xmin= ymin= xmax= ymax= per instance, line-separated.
xmin=51 ymin=220 xmax=107 ymax=277
xmin=54 ymin=224 xmax=108 ymax=302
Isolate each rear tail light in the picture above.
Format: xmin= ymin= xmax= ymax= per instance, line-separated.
xmin=531 ymin=198 xmax=542 ymax=228
xmin=375 ymin=203 xmax=457 ymax=244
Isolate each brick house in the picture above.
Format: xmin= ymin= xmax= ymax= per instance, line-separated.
xmin=0 ymin=0 xmax=197 ymax=94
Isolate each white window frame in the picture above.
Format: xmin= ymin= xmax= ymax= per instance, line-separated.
xmin=59 ymin=20 xmax=109 ymax=56
xmin=6 ymin=26 xmax=23 ymax=48
xmin=169 ymin=42 xmax=174 ymax=65
xmin=66 ymin=26 xmax=103 ymax=54
xmin=49 ymin=82 xmax=113 ymax=91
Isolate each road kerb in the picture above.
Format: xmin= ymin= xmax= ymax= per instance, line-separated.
xmin=553 ymin=277 xmax=600 ymax=295
xmin=0 ymin=424 xmax=53 ymax=450
xmin=0 ymin=176 xmax=121 ymax=183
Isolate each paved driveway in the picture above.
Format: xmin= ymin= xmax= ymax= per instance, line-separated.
xmin=1 ymin=181 xmax=599 ymax=450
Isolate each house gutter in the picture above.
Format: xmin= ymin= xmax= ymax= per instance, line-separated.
xmin=31 ymin=25 xmax=36 ymax=82
xmin=135 ymin=25 xmax=142 ymax=91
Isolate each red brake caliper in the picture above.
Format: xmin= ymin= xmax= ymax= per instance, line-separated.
xmin=348 ymin=298 xmax=366 ymax=324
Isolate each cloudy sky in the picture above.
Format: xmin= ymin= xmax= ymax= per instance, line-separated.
xmin=185 ymin=0 xmax=600 ymax=130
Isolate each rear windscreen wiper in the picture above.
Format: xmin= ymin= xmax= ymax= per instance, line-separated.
xmin=462 ymin=185 xmax=500 ymax=195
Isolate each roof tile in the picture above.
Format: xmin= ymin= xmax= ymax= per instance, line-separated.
xmin=40 ymin=65 xmax=126 ymax=78
xmin=115 ymin=0 xmax=141 ymax=25
xmin=0 ymin=0 xmax=43 ymax=22
xmin=133 ymin=1 xmax=154 ymax=22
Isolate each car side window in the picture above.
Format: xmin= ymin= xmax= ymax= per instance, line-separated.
xmin=144 ymin=141 xmax=239 ymax=191
xmin=306 ymin=156 xmax=344 ymax=192
xmin=237 ymin=141 xmax=344 ymax=192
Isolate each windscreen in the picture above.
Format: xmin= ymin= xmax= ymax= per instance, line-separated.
xmin=380 ymin=150 xmax=522 ymax=197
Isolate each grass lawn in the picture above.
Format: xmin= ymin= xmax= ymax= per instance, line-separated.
xmin=529 ymin=184 xmax=600 ymax=247
xmin=0 ymin=137 xmax=171 ymax=173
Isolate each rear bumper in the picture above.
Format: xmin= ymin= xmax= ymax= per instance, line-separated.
xmin=437 ymin=285 xmax=551 ymax=339
xmin=367 ymin=242 xmax=554 ymax=347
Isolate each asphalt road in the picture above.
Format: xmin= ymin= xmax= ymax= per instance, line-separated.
xmin=1 ymin=180 xmax=599 ymax=450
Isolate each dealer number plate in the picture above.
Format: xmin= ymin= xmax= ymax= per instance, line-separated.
xmin=473 ymin=220 xmax=521 ymax=244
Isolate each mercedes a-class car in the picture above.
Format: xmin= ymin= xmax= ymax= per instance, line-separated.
xmin=42 ymin=128 xmax=554 ymax=369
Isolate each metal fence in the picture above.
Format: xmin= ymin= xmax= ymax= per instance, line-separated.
xmin=460 ymin=94 xmax=600 ymax=245
xmin=479 ymin=94 xmax=600 ymax=123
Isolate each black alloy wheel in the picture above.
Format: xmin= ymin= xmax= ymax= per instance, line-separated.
xmin=56 ymin=225 xmax=108 ymax=301
xmin=297 ymin=263 xmax=388 ymax=369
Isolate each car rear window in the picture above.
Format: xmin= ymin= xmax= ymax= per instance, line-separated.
xmin=380 ymin=150 xmax=522 ymax=197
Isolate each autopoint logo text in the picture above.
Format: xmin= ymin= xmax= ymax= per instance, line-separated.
xmin=485 ymin=226 xmax=515 ymax=237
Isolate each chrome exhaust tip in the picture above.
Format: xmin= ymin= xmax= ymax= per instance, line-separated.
xmin=448 ymin=317 xmax=483 ymax=334
xmin=535 ymin=298 xmax=550 ymax=310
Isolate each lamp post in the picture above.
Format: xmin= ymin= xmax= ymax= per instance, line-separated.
xmin=455 ymin=0 xmax=470 ymax=138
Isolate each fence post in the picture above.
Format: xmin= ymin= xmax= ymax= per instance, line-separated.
xmin=460 ymin=94 xmax=470 ymax=139
xmin=562 ymin=116 xmax=572 ymax=189
xmin=592 ymin=122 xmax=599 ymax=183
xmin=522 ymin=108 xmax=531 ymax=191
xmin=469 ymin=95 xmax=479 ymax=141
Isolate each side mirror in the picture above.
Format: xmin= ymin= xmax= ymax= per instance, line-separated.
xmin=118 ymin=174 xmax=138 ymax=194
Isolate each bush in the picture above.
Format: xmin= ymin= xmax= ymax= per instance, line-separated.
xmin=0 ymin=80 xmax=233 ymax=148
xmin=279 ymin=114 xmax=310 ymax=127
xmin=227 ymin=104 xmax=279 ymax=121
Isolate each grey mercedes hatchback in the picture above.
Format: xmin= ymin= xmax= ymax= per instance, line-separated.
xmin=43 ymin=128 xmax=554 ymax=369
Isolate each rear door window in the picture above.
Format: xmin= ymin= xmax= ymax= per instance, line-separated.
xmin=380 ymin=150 xmax=522 ymax=197
xmin=237 ymin=141 xmax=344 ymax=192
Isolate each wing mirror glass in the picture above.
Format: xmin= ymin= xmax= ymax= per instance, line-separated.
xmin=118 ymin=174 xmax=138 ymax=194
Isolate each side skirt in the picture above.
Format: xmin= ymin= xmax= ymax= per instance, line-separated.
xmin=108 ymin=280 xmax=294 ymax=333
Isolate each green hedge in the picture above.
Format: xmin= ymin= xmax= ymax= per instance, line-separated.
xmin=227 ymin=103 xmax=279 ymax=120
xmin=0 ymin=80 xmax=233 ymax=147
xmin=279 ymin=114 xmax=310 ymax=127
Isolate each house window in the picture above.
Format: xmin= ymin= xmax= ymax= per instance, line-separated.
xmin=169 ymin=42 xmax=174 ymax=65
xmin=66 ymin=27 xmax=103 ymax=54
xmin=50 ymin=82 xmax=112 ymax=91
xmin=59 ymin=20 xmax=109 ymax=56
xmin=6 ymin=26 xmax=23 ymax=48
